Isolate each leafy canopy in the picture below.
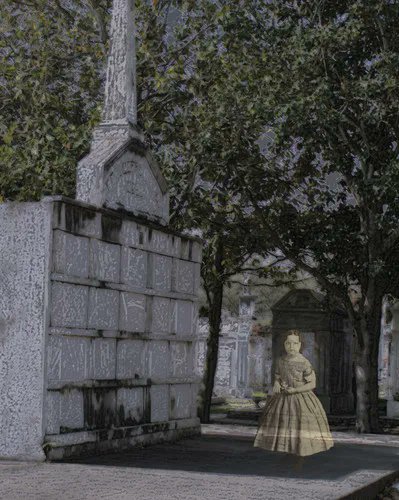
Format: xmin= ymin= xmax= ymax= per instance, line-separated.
xmin=0 ymin=0 xmax=110 ymax=201
xmin=238 ymin=1 xmax=399 ymax=311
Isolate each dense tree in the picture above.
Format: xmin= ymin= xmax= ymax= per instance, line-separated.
xmin=137 ymin=2 xmax=285 ymax=421
xmin=0 ymin=0 xmax=110 ymax=200
xmin=238 ymin=0 xmax=399 ymax=432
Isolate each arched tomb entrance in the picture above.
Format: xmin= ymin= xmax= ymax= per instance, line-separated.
xmin=271 ymin=289 xmax=354 ymax=415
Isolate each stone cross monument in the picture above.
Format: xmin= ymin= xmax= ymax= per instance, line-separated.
xmin=0 ymin=0 xmax=201 ymax=461
xmin=76 ymin=0 xmax=169 ymax=224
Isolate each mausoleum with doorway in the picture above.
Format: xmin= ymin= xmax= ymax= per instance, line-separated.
xmin=197 ymin=288 xmax=355 ymax=416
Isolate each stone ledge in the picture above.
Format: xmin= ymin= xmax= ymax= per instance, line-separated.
xmin=43 ymin=196 xmax=203 ymax=245
xmin=47 ymin=377 xmax=202 ymax=391
xmin=48 ymin=327 xmax=198 ymax=342
xmin=44 ymin=420 xmax=201 ymax=460
xmin=50 ymin=273 xmax=199 ymax=301
xmin=52 ymin=226 xmax=202 ymax=263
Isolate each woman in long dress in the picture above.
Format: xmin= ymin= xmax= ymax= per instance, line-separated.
xmin=254 ymin=329 xmax=333 ymax=457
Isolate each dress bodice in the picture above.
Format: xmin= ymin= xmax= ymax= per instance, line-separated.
xmin=275 ymin=354 xmax=314 ymax=389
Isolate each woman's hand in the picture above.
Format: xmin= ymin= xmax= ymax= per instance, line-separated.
xmin=285 ymin=387 xmax=296 ymax=394
xmin=272 ymin=381 xmax=281 ymax=394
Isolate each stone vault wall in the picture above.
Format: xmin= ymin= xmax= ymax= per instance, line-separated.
xmin=45 ymin=198 xmax=201 ymax=458
xmin=0 ymin=196 xmax=202 ymax=460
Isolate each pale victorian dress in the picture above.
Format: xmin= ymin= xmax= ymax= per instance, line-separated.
xmin=254 ymin=353 xmax=334 ymax=456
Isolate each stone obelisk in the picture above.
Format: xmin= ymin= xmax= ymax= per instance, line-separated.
xmin=76 ymin=0 xmax=169 ymax=224
xmin=102 ymin=0 xmax=137 ymax=127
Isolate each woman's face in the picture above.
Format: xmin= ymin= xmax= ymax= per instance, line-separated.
xmin=284 ymin=334 xmax=301 ymax=355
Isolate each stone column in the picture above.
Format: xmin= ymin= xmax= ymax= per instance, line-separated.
xmin=0 ymin=202 xmax=53 ymax=461
xmin=102 ymin=0 xmax=137 ymax=125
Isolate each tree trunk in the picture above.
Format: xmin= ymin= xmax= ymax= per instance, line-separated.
xmin=198 ymin=239 xmax=224 ymax=423
xmin=199 ymin=281 xmax=224 ymax=423
xmin=353 ymin=297 xmax=383 ymax=433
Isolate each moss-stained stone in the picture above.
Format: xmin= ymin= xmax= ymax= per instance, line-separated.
xmin=101 ymin=214 xmax=122 ymax=244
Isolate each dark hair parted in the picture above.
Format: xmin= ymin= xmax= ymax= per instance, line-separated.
xmin=283 ymin=329 xmax=304 ymax=351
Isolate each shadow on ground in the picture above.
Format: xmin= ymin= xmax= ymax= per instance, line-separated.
xmin=62 ymin=435 xmax=399 ymax=481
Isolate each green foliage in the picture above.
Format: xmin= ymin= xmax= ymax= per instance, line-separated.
xmin=238 ymin=1 xmax=399 ymax=310
xmin=0 ymin=0 xmax=109 ymax=200
xmin=233 ymin=1 xmax=399 ymax=430
xmin=138 ymin=1 xmax=287 ymax=300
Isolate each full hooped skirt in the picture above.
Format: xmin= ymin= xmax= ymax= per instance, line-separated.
xmin=254 ymin=391 xmax=334 ymax=457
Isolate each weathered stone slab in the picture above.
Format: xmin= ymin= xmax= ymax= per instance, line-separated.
xmin=170 ymin=384 xmax=192 ymax=419
xmin=117 ymin=387 xmax=144 ymax=425
xmin=191 ymin=383 xmax=199 ymax=418
xmin=60 ymin=389 xmax=84 ymax=431
xmin=104 ymin=151 xmax=169 ymax=224
xmin=193 ymin=262 xmax=201 ymax=294
xmin=47 ymin=335 xmax=90 ymax=381
xmin=51 ymin=282 xmax=88 ymax=328
xmin=148 ymin=229 xmax=168 ymax=253
xmin=92 ymin=338 xmax=116 ymax=379
xmin=120 ymin=247 xmax=147 ymax=288
xmin=45 ymin=391 xmax=61 ymax=434
xmin=194 ymin=339 xmax=207 ymax=377
xmin=170 ymin=300 xmax=177 ymax=335
xmin=87 ymin=388 xmax=117 ymax=429
xmin=248 ymin=335 xmax=272 ymax=391
xmin=119 ymin=292 xmax=146 ymax=332
xmin=153 ymin=254 xmax=172 ymax=291
xmin=175 ymin=260 xmax=195 ymax=294
xmin=89 ymin=239 xmax=121 ymax=282
xmin=101 ymin=214 xmax=123 ymax=244
xmin=147 ymin=341 xmax=170 ymax=379
xmin=175 ymin=300 xmax=193 ymax=336
xmin=149 ymin=230 xmax=172 ymax=255
xmin=191 ymin=241 xmax=202 ymax=263
xmin=120 ymin=220 xmax=142 ymax=247
xmin=116 ymin=339 xmax=146 ymax=379
xmin=152 ymin=297 xmax=171 ymax=334
xmin=53 ymin=230 xmax=89 ymax=278
xmin=54 ymin=202 xmax=102 ymax=238
xmin=150 ymin=385 xmax=169 ymax=422
xmin=192 ymin=304 xmax=199 ymax=337
xmin=215 ymin=342 xmax=234 ymax=388
xmin=180 ymin=240 xmax=190 ymax=260
xmin=0 ymin=202 xmax=53 ymax=460
xmin=170 ymin=342 xmax=191 ymax=377
xmin=170 ymin=235 xmax=181 ymax=257
xmin=88 ymin=288 xmax=119 ymax=330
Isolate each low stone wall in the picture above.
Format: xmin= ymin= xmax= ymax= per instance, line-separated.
xmin=0 ymin=196 xmax=202 ymax=460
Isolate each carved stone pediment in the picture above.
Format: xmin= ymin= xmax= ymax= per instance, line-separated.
xmin=76 ymin=135 xmax=169 ymax=225
xmin=104 ymin=148 xmax=168 ymax=222
xmin=74 ymin=0 xmax=170 ymax=226
xmin=272 ymin=289 xmax=325 ymax=311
